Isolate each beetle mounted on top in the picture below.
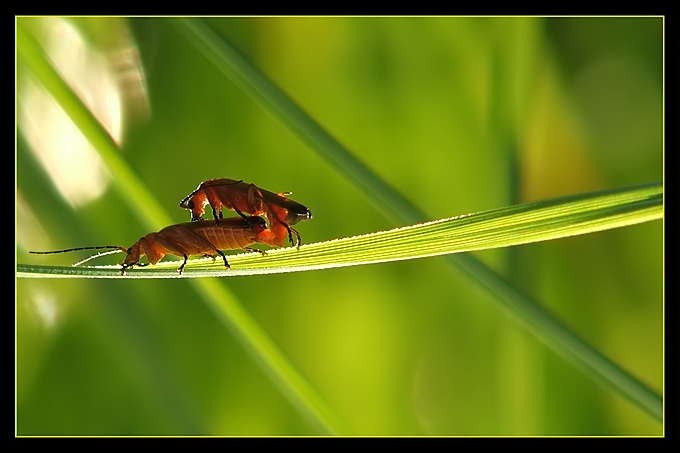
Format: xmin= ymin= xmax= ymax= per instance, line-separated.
xmin=179 ymin=178 xmax=312 ymax=249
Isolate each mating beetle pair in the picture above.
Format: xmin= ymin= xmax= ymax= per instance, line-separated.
xmin=32 ymin=179 xmax=312 ymax=275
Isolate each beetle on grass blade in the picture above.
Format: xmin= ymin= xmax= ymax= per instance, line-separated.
xmin=31 ymin=216 xmax=269 ymax=275
xmin=179 ymin=178 xmax=312 ymax=249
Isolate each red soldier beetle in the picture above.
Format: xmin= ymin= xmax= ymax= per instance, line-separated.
xmin=179 ymin=178 xmax=312 ymax=249
xmin=31 ymin=216 xmax=269 ymax=275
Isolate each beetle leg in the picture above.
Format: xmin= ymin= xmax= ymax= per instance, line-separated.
xmin=243 ymin=246 xmax=267 ymax=256
xmin=120 ymin=262 xmax=135 ymax=276
xmin=233 ymin=206 xmax=249 ymax=221
xmin=212 ymin=207 xmax=221 ymax=225
xmin=177 ymin=254 xmax=189 ymax=275
xmin=221 ymin=194 xmax=249 ymax=221
xmin=281 ymin=223 xmax=301 ymax=249
xmin=215 ymin=249 xmax=230 ymax=270
xmin=121 ymin=257 xmax=152 ymax=275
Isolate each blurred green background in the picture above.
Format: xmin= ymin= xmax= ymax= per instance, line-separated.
xmin=16 ymin=17 xmax=663 ymax=435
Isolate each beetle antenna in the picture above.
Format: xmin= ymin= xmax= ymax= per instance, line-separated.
xmin=30 ymin=246 xmax=123 ymax=255
xmin=31 ymin=246 xmax=126 ymax=267
xmin=179 ymin=192 xmax=195 ymax=208
xmin=72 ymin=249 xmax=126 ymax=267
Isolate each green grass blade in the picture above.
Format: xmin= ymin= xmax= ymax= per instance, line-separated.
xmin=16 ymin=22 xmax=347 ymax=436
xmin=170 ymin=19 xmax=663 ymax=422
xmin=20 ymin=183 xmax=662 ymax=279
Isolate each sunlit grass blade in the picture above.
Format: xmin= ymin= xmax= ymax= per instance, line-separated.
xmin=19 ymin=182 xmax=663 ymax=279
xmin=172 ymin=19 xmax=663 ymax=422
xmin=16 ymin=22 xmax=347 ymax=435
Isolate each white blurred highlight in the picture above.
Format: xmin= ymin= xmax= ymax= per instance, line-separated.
xmin=18 ymin=18 xmax=149 ymax=209
xmin=33 ymin=290 xmax=60 ymax=329
xmin=19 ymin=76 xmax=112 ymax=208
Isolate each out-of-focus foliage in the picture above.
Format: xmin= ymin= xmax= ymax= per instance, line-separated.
xmin=16 ymin=17 xmax=662 ymax=436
